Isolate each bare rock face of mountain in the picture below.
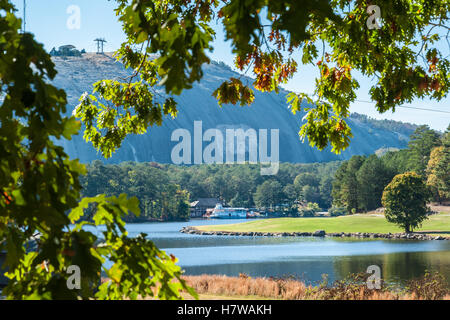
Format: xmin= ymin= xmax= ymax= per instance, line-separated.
xmin=52 ymin=53 xmax=412 ymax=164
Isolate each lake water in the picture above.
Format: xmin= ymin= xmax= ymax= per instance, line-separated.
xmin=89 ymin=219 xmax=450 ymax=286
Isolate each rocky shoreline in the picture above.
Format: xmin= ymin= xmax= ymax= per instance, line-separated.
xmin=180 ymin=226 xmax=450 ymax=240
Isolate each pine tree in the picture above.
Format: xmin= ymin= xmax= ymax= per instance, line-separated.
xmin=408 ymin=125 xmax=442 ymax=176
xmin=357 ymin=155 xmax=395 ymax=211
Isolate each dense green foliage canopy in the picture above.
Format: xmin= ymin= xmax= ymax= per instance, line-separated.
xmin=0 ymin=1 xmax=195 ymax=300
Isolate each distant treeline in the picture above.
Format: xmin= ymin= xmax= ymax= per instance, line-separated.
xmin=80 ymin=125 xmax=449 ymax=221
xmin=80 ymin=161 xmax=341 ymax=221
xmin=350 ymin=113 xmax=418 ymax=136
xmin=80 ymin=162 xmax=191 ymax=222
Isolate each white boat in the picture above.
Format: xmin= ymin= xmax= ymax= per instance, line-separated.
xmin=210 ymin=204 xmax=248 ymax=219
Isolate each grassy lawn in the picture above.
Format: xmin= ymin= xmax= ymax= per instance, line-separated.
xmin=196 ymin=212 xmax=450 ymax=235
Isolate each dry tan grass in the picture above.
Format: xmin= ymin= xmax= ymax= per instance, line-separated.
xmin=429 ymin=205 xmax=450 ymax=214
xmin=181 ymin=273 xmax=450 ymax=300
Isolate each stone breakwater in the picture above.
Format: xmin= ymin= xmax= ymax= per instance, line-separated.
xmin=180 ymin=226 xmax=450 ymax=240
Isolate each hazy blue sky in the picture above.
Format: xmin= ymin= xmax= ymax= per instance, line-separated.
xmin=11 ymin=0 xmax=450 ymax=131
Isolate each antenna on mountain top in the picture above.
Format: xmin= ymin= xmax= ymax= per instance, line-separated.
xmin=94 ymin=38 xmax=107 ymax=54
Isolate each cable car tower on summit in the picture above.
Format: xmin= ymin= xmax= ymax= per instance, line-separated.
xmin=94 ymin=38 xmax=107 ymax=54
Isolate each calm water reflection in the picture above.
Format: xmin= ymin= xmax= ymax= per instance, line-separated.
xmin=87 ymin=219 xmax=450 ymax=286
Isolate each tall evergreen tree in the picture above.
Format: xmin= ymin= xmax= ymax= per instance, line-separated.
xmin=408 ymin=125 xmax=442 ymax=176
xmin=343 ymin=156 xmax=366 ymax=212
xmin=332 ymin=156 xmax=365 ymax=212
xmin=356 ymin=155 xmax=395 ymax=211
xmin=319 ymin=176 xmax=334 ymax=209
xmin=332 ymin=161 xmax=348 ymax=208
